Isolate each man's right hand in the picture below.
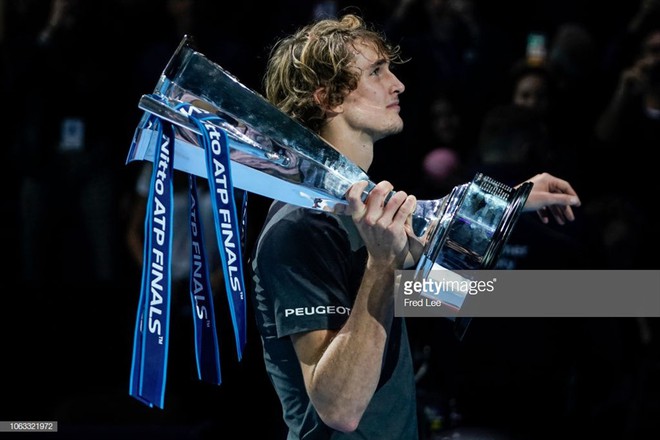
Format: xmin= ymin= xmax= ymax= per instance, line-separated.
xmin=343 ymin=180 xmax=417 ymax=269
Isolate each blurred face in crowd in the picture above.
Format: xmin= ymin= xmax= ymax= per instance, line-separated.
xmin=642 ymin=29 xmax=660 ymax=63
xmin=513 ymin=72 xmax=549 ymax=114
xmin=430 ymin=96 xmax=460 ymax=145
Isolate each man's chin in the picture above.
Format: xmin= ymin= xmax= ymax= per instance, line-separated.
xmin=377 ymin=123 xmax=404 ymax=140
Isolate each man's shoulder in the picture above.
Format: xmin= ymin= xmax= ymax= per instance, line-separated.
xmin=253 ymin=202 xmax=351 ymax=256
xmin=264 ymin=201 xmax=341 ymax=231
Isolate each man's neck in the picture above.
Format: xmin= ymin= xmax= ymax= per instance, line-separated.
xmin=320 ymin=124 xmax=374 ymax=172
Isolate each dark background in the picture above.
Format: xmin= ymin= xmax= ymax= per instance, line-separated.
xmin=1 ymin=1 xmax=658 ymax=439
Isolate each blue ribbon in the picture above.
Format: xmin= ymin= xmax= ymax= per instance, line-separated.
xmin=129 ymin=115 xmax=175 ymax=408
xmin=187 ymin=174 xmax=222 ymax=384
xmin=178 ymin=104 xmax=247 ymax=362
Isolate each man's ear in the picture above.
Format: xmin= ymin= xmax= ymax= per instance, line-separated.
xmin=314 ymin=87 xmax=342 ymax=115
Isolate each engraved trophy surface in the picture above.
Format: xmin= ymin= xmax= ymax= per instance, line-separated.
xmin=127 ymin=35 xmax=532 ymax=290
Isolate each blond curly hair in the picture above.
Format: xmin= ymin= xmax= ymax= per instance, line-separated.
xmin=264 ymin=14 xmax=404 ymax=133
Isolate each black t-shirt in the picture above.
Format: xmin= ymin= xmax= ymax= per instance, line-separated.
xmin=250 ymin=201 xmax=418 ymax=439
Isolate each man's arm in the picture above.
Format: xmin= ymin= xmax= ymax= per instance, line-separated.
xmin=518 ymin=172 xmax=581 ymax=225
xmin=292 ymin=181 xmax=416 ymax=433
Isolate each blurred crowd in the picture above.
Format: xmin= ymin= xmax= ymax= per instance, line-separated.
xmin=0 ymin=0 xmax=658 ymax=439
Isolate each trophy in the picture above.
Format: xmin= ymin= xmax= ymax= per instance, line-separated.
xmin=127 ymin=34 xmax=532 ymax=298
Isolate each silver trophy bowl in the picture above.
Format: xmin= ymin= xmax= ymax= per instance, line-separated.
xmin=127 ymin=35 xmax=532 ymax=286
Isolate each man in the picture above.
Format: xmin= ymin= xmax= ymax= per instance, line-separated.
xmin=249 ymin=14 xmax=581 ymax=439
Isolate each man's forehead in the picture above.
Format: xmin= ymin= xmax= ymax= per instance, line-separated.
xmin=350 ymin=39 xmax=385 ymax=66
